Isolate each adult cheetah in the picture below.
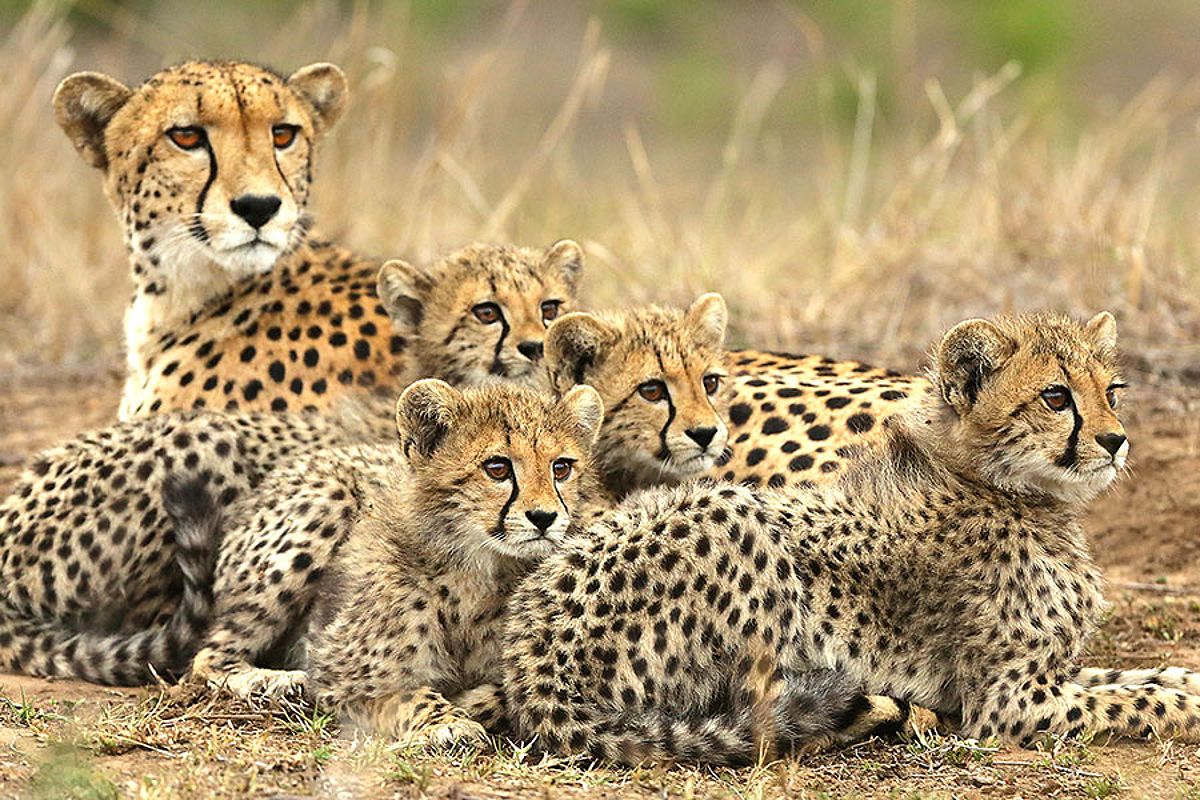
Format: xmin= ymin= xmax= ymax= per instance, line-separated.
xmin=55 ymin=61 xmax=585 ymax=417
xmin=502 ymin=311 xmax=1200 ymax=764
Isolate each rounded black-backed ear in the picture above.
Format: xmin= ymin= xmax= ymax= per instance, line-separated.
xmin=684 ymin=292 xmax=728 ymax=350
xmin=53 ymin=72 xmax=132 ymax=171
xmin=556 ymin=385 xmax=604 ymax=450
xmin=543 ymin=239 xmax=584 ymax=295
xmin=286 ymin=63 xmax=348 ymax=135
xmin=544 ymin=312 xmax=619 ymax=391
xmin=1085 ymin=311 xmax=1118 ymax=362
xmin=396 ymin=379 xmax=461 ymax=459
xmin=377 ymin=260 xmax=430 ymax=334
xmin=936 ymin=318 xmax=1017 ymax=414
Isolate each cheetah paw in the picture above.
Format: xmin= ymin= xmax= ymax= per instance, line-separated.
xmin=217 ymin=667 xmax=309 ymax=701
xmin=404 ymin=716 xmax=489 ymax=750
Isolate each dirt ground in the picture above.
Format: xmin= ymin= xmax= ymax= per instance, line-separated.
xmin=0 ymin=369 xmax=1198 ymax=799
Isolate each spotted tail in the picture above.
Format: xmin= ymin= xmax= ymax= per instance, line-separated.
xmin=0 ymin=475 xmax=220 ymax=685
xmin=514 ymin=668 xmax=932 ymax=767
xmin=1076 ymin=666 xmax=1200 ymax=695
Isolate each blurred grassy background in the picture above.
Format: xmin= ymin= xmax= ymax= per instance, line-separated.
xmin=2 ymin=0 xmax=1200 ymax=374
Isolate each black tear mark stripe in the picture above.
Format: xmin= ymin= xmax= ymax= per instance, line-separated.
xmin=553 ymin=480 xmax=570 ymax=520
xmin=273 ymin=136 xmax=293 ymax=197
xmin=653 ymin=346 xmax=675 ymax=461
xmin=495 ymin=471 xmax=520 ymax=540
xmin=1057 ymin=401 xmax=1084 ymax=468
xmin=489 ymin=313 xmax=511 ymax=376
xmin=267 ymin=85 xmax=296 ymax=196
xmin=1055 ymin=358 xmax=1083 ymax=469
xmin=191 ymin=138 xmax=218 ymax=244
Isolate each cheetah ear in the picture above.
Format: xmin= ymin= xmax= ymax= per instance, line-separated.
xmin=936 ymin=318 xmax=1017 ymax=414
xmin=1085 ymin=311 xmax=1118 ymax=362
xmin=287 ymin=63 xmax=348 ymax=136
xmin=543 ymin=239 xmax=584 ymax=295
xmin=396 ymin=379 xmax=461 ymax=459
xmin=377 ymin=260 xmax=430 ymax=334
xmin=557 ymin=385 xmax=605 ymax=449
xmin=53 ymin=72 xmax=132 ymax=171
xmin=544 ymin=312 xmax=619 ymax=391
xmin=684 ymin=293 xmax=728 ymax=350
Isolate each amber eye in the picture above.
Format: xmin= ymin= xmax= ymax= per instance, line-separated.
xmin=1106 ymin=382 xmax=1126 ymax=409
xmin=166 ymin=126 xmax=205 ymax=150
xmin=472 ymin=303 xmax=502 ymax=325
xmin=1041 ymin=386 xmax=1072 ymax=412
xmin=638 ymin=380 xmax=667 ymax=402
xmin=703 ymin=374 xmax=722 ymax=395
xmin=483 ymin=457 xmax=512 ymax=481
xmin=541 ymin=300 xmax=562 ymax=324
xmin=552 ymin=458 xmax=574 ymax=481
xmin=272 ymin=124 xmax=299 ymax=149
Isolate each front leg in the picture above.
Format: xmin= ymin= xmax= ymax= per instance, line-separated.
xmin=347 ymin=686 xmax=487 ymax=748
xmin=308 ymin=557 xmax=493 ymax=751
xmin=448 ymin=683 xmax=510 ymax=734
xmin=192 ymin=460 xmax=361 ymax=698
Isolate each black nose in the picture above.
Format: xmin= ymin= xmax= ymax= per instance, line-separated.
xmin=1095 ymin=432 xmax=1126 ymax=456
xmin=517 ymin=340 xmax=544 ymax=361
xmin=685 ymin=426 xmax=717 ymax=449
xmin=525 ymin=509 xmax=557 ymax=532
xmin=230 ymin=194 xmax=282 ymax=229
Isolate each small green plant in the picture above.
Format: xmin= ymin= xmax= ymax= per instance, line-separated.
xmin=311 ymin=743 xmax=335 ymax=764
xmin=1082 ymin=773 xmax=1124 ymax=799
xmin=283 ymin=705 xmax=335 ymax=737
xmin=386 ymin=756 xmax=432 ymax=789
xmin=1039 ymin=736 xmax=1096 ymax=769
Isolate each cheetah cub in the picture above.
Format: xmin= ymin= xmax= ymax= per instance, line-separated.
xmin=302 ymin=380 xmax=603 ymax=747
xmin=544 ymin=293 xmax=730 ymax=503
xmin=502 ymin=312 xmax=1200 ymax=765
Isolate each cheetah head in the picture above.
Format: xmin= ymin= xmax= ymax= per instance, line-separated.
xmin=54 ymin=60 xmax=346 ymax=288
xmin=933 ymin=311 xmax=1128 ymax=505
xmin=396 ymin=379 xmax=603 ymax=563
xmin=545 ymin=293 xmax=730 ymax=491
xmin=377 ymin=241 xmax=583 ymax=389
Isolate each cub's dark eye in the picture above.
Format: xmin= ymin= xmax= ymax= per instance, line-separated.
xmin=483 ymin=457 xmax=512 ymax=481
xmin=552 ymin=458 xmax=574 ymax=481
xmin=1106 ymin=382 xmax=1127 ymax=409
xmin=638 ymin=380 xmax=667 ymax=403
xmin=1041 ymin=386 xmax=1072 ymax=412
xmin=703 ymin=374 xmax=722 ymax=395
xmin=541 ymin=300 xmax=562 ymax=324
xmin=472 ymin=303 xmax=502 ymax=324
xmin=272 ymin=124 xmax=299 ymax=149
xmin=166 ymin=126 xmax=205 ymax=150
